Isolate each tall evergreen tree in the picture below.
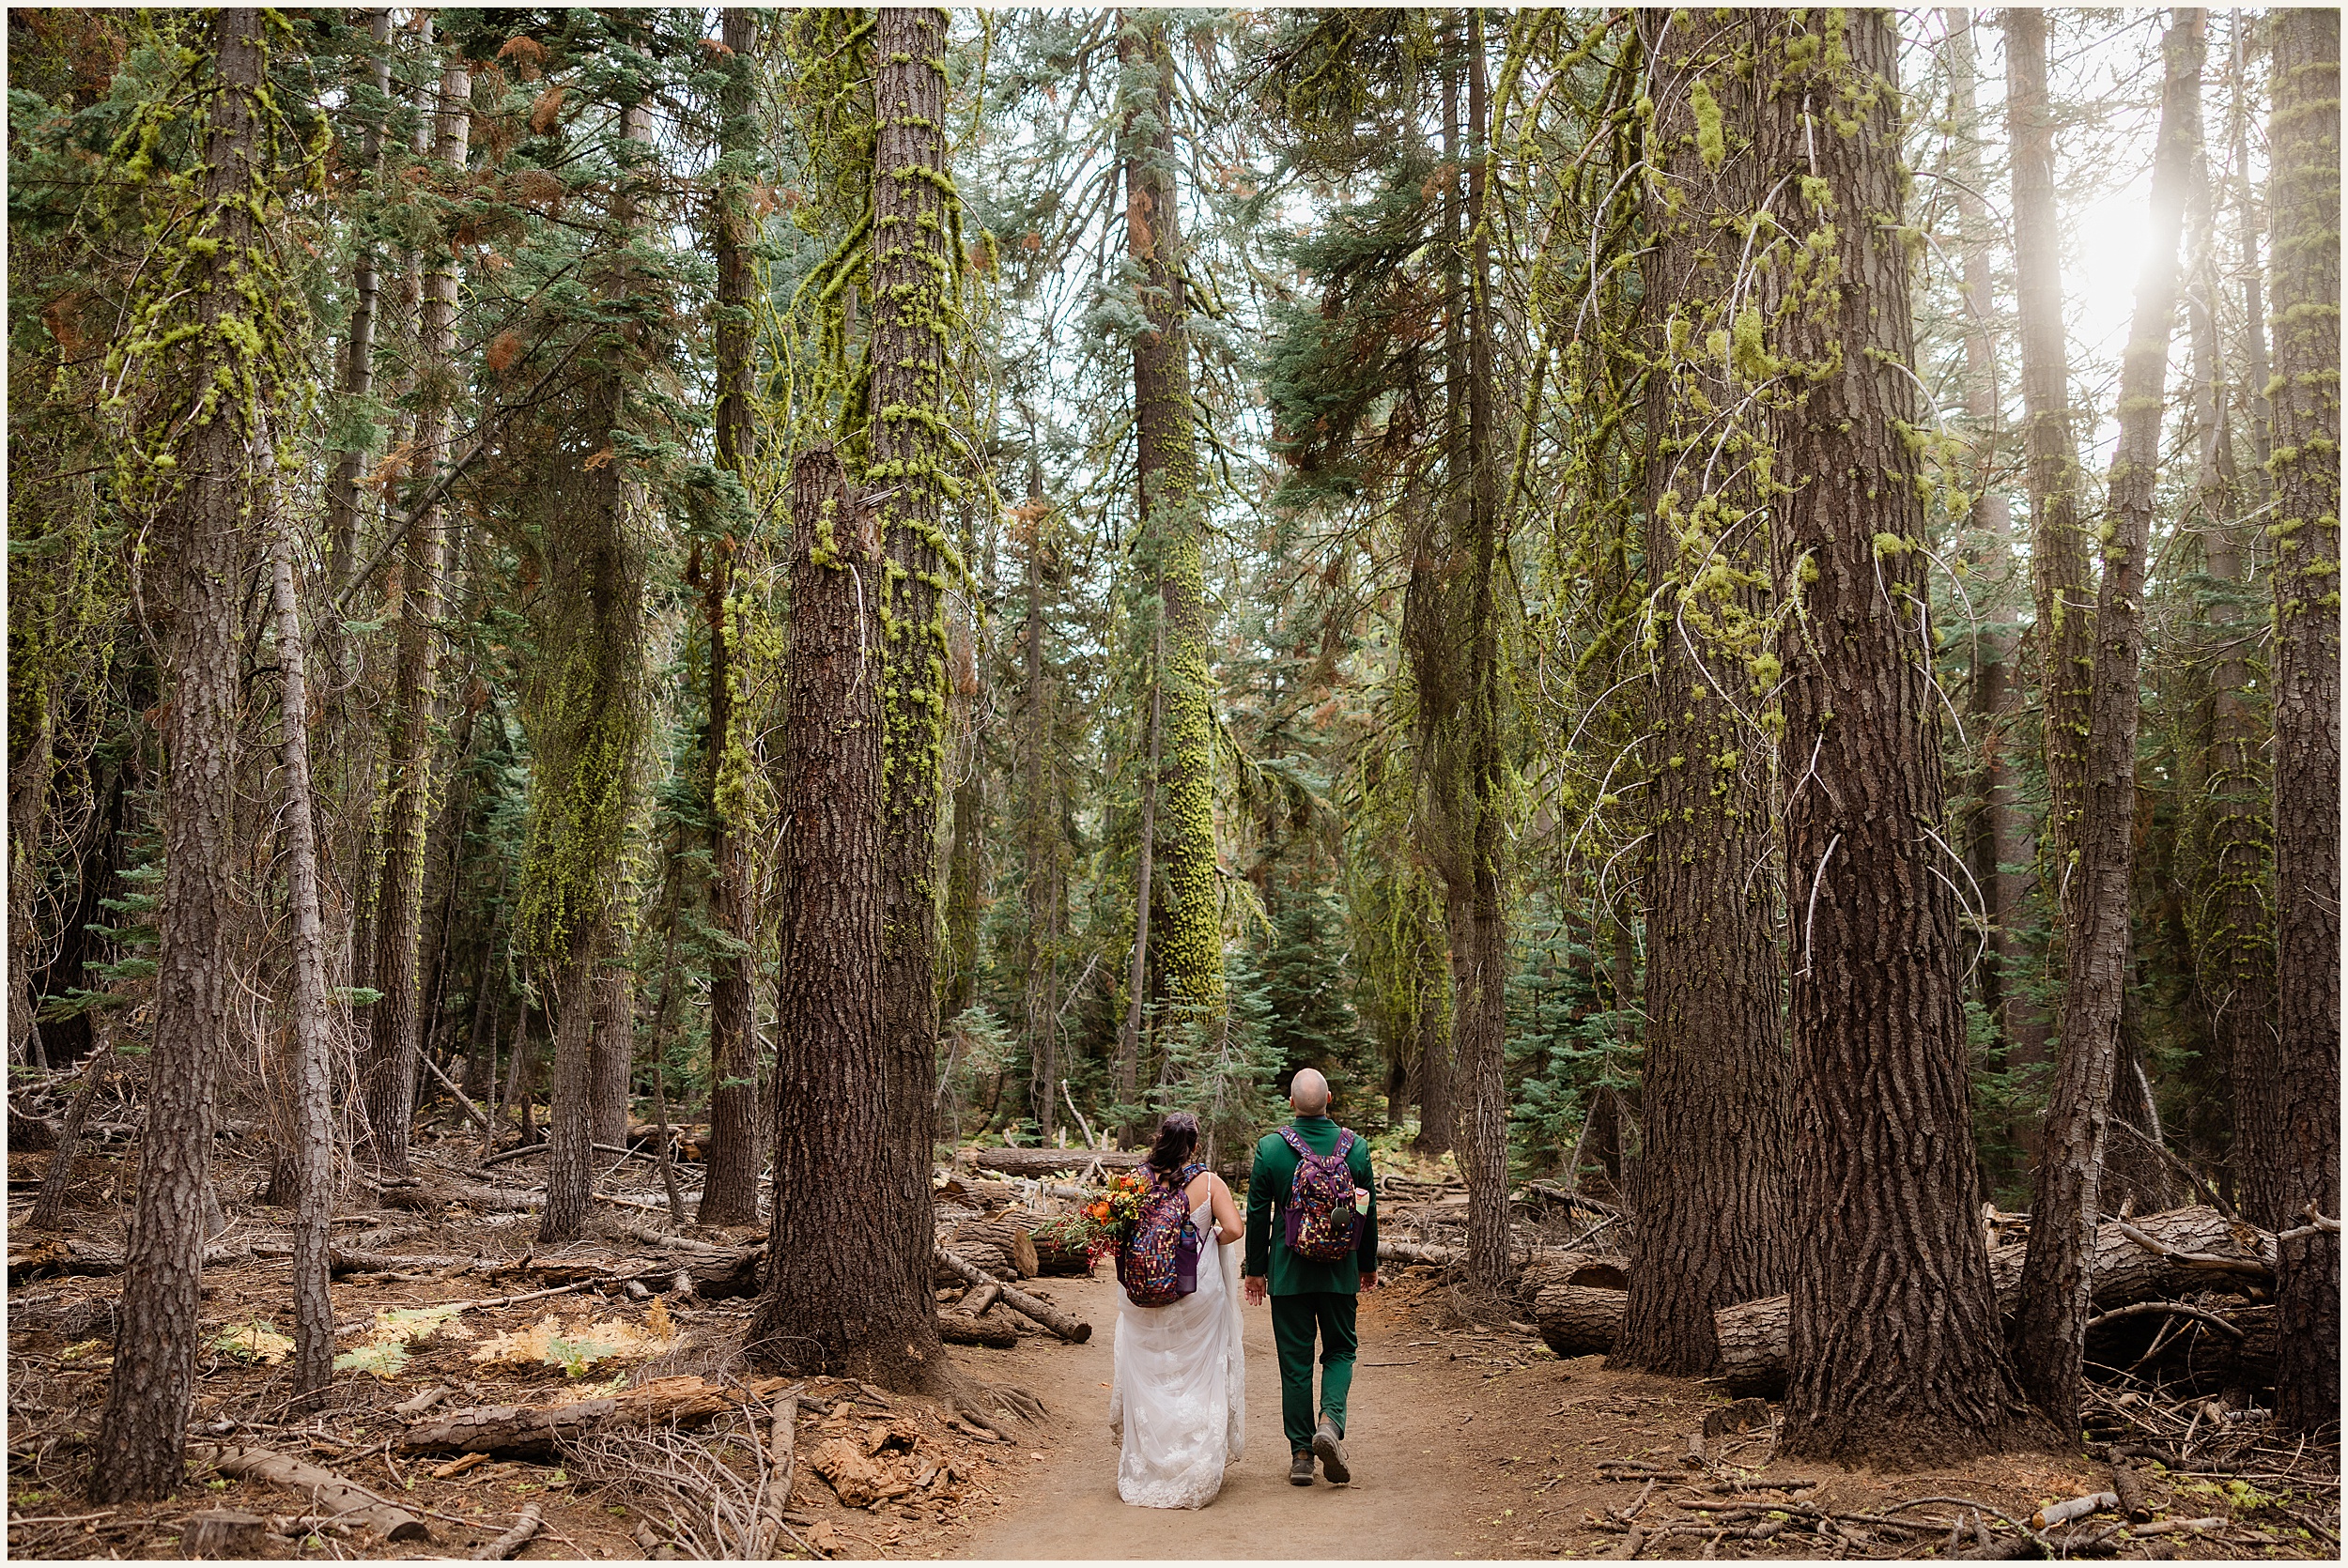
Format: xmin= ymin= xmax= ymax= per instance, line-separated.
xmin=1612 ymin=8 xmax=1794 ymax=1378
xmin=1753 ymin=8 xmax=2043 ymax=1465
xmin=2263 ymin=3 xmax=2340 ymax=1437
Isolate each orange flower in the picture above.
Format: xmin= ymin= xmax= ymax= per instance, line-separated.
xmin=1089 ymin=1202 xmax=1110 ymax=1221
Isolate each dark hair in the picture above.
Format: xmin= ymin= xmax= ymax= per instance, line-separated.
xmin=1146 ymin=1113 xmax=1200 ymax=1179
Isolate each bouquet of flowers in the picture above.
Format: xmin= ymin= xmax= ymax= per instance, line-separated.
xmin=1045 ymin=1169 xmax=1152 ymax=1262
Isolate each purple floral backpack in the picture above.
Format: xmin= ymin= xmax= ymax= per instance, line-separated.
xmin=1117 ymin=1160 xmax=1206 ymax=1307
xmin=1278 ymin=1126 xmax=1361 ymax=1261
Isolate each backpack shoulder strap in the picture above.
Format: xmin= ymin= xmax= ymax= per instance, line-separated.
xmin=1334 ymin=1128 xmax=1357 ymax=1161
xmin=1276 ymin=1125 xmax=1310 ymax=1160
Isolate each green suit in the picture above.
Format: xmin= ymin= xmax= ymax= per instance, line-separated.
xmin=1244 ymin=1115 xmax=1379 ymax=1453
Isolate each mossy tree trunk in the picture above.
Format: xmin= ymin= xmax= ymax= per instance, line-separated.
xmin=750 ymin=448 xmax=941 ymax=1386
xmin=699 ymin=3 xmax=763 ymax=1229
xmin=2264 ymin=4 xmax=2340 ymax=1437
xmin=2002 ymin=18 xmax=2093 ymax=1183
xmin=1753 ymin=8 xmax=2045 ymax=1467
xmin=1613 ymin=8 xmax=1794 ymax=1378
xmin=526 ymin=97 xmax=655 ymax=1247
xmin=92 ymin=7 xmax=284 ymax=1501
xmin=872 ymin=4 xmax=955 ymax=1198
xmin=2014 ymin=11 xmax=2201 ymax=1430
xmin=1120 ymin=11 xmax=1225 ymax=1035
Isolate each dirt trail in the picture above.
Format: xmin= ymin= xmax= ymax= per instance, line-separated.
xmin=949 ymin=1270 xmax=1537 ymax=1559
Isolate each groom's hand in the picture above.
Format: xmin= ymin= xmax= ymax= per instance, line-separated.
xmin=1360 ymin=1271 xmax=1379 ymax=1293
xmin=1244 ymin=1275 xmax=1267 ymax=1306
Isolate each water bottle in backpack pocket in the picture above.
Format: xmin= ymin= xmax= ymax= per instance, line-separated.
xmin=1278 ymin=1126 xmax=1361 ymax=1261
xmin=1117 ymin=1161 xmax=1206 ymax=1307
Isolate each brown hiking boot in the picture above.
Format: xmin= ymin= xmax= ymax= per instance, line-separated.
xmin=1313 ymin=1418 xmax=1350 ymax=1484
xmin=1289 ymin=1448 xmax=1316 ymax=1485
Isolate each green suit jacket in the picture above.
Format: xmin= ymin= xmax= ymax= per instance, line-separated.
xmin=1244 ymin=1115 xmax=1379 ymax=1295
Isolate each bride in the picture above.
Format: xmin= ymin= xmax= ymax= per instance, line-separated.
xmin=1107 ymin=1112 xmax=1247 ymax=1508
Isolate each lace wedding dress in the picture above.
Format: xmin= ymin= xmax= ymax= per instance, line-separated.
xmin=1106 ymin=1203 xmax=1247 ymax=1508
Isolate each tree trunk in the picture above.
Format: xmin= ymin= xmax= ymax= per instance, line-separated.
xmin=1019 ymin=446 xmax=1063 ymax=1141
xmin=2177 ymin=17 xmax=2278 ymax=1258
xmin=538 ymin=940 xmax=600 ymax=1245
xmin=590 ymin=947 xmax=633 ymax=1151
xmin=699 ymin=3 xmax=762 ymax=1231
xmin=526 ymin=96 xmax=653 ymax=1245
xmin=268 ymin=509 xmax=338 ymax=1404
xmin=871 ymin=4 xmax=955 ymax=1229
xmin=325 ymin=8 xmax=392 ymax=598
xmin=360 ymin=49 xmax=469 ymax=1177
xmin=1613 ymin=8 xmax=1795 ymax=1378
xmin=2264 ymin=5 xmax=2340 ymax=1437
xmin=2004 ymin=9 xmax=2095 ymax=953
xmin=1948 ymin=7 xmax=2049 ymax=1147
xmin=1753 ymin=8 xmax=2043 ymax=1466
xmin=1116 ymin=674 xmax=1161 ymax=1145
xmin=1455 ymin=8 xmax=1512 ymax=1300
xmin=1120 ymin=12 xmax=1224 ymax=1022
xmin=2014 ymin=12 xmax=2201 ymax=1432
xmin=92 ymin=8 xmax=272 ymax=1501
xmin=749 ymin=447 xmax=942 ymax=1388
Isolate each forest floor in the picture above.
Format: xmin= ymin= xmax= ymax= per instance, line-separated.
xmin=7 ymin=1123 xmax=2339 ymax=1560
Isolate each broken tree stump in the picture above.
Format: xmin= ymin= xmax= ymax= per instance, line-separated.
xmin=182 ymin=1512 xmax=268 ymax=1558
xmin=934 ymin=1246 xmax=1091 ymax=1342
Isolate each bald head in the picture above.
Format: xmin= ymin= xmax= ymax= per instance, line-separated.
xmin=1289 ymin=1068 xmax=1331 ymax=1116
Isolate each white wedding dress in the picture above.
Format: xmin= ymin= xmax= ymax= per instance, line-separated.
xmin=1106 ymin=1203 xmax=1247 ymax=1508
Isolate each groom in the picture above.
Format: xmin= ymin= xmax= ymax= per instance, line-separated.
xmin=1243 ymin=1068 xmax=1378 ymax=1487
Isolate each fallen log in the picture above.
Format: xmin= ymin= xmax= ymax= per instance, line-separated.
xmin=1529 ymin=1284 xmax=1626 ymax=1358
xmin=182 ymin=1511 xmax=268 ymax=1558
xmin=957 ymin=1147 xmax=1143 ymax=1178
xmin=934 ymin=1247 xmax=1090 ymax=1343
xmin=399 ymin=1374 xmax=794 ymax=1455
xmin=205 ymin=1446 xmax=431 ymax=1543
xmin=936 ymin=1311 xmax=1020 ymax=1348
xmin=1714 ymin=1206 xmax=2270 ymax=1396
xmin=472 ymin=1503 xmax=542 ymax=1560
xmin=937 ymin=1218 xmax=1038 ymax=1282
xmin=749 ymin=1395 xmax=800 ymax=1560
xmin=1028 ymin=1228 xmax=1093 ymax=1277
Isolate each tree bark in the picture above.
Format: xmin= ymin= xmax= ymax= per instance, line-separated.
xmin=698 ymin=3 xmax=762 ymax=1231
xmin=1947 ymin=7 xmax=2049 ymax=1145
xmin=2014 ymin=11 xmax=2201 ymax=1432
xmin=1120 ymin=11 xmax=1224 ymax=1022
xmin=325 ymin=7 xmax=392 ymax=598
xmin=529 ymin=96 xmax=653 ymax=1245
xmin=1018 ymin=445 xmax=1064 ymax=1141
xmin=590 ymin=948 xmax=633 ymax=1151
xmin=1753 ymin=8 xmax=2044 ymax=1466
xmin=92 ymin=8 xmax=272 ymax=1501
xmin=2004 ymin=9 xmax=2095 ymax=969
xmin=268 ymin=510 xmax=338 ymax=1404
xmin=748 ymin=447 xmax=942 ymax=1388
xmin=360 ymin=48 xmax=470 ymax=1176
xmin=2177 ymin=15 xmax=2278 ymax=1263
xmin=870 ymin=6 xmax=954 ymax=1254
xmin=1613 ymin=8 xmax=1794 ymax=1378
xmin=2264 ymin=5 xmax=2341 ymax=1437
xmin=1115 ymin=673 xmax=1161 ymax=1144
